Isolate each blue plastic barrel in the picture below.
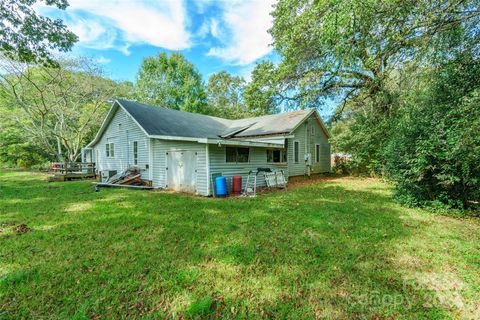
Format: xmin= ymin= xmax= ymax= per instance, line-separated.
xmin=215 ymin=176 xmax=228 ymax=197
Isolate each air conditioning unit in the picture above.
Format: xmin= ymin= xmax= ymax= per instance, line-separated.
xmin=101 ymin=170 xmax=117 ymax=182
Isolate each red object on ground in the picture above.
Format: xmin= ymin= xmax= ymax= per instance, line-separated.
xmin=232 ymin=176 xmax=242 ymax=194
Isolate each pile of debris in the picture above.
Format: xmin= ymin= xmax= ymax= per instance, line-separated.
xmin=106 ymin=167 xmax=146 ymax=186
xmin=96 ymin=167 xmax=154 ymax=191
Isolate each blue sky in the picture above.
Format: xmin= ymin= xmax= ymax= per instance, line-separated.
xmin=36 ymin=0 xmax=336 ymax=117
xmin=37 ymin=0 xmax=278 ymax=82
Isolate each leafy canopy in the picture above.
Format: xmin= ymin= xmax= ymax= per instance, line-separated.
xmin=267 ymin=0 xmax=479 ymax=111
xmin=135 ymin=52 xmax=208 ymax=114
xmin=206 ymin=71 xmax=249 ymax=119
xmin=0 ymin=0 xmax=78 ymax=66
xmin=0 ymin=56 xmax=131 ymax=162
xmin=243 ymin=61 xmax=280 ymax=115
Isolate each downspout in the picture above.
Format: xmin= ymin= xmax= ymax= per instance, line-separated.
xmin=305 ymin=121 xmax=311 ymax=177
xmin=149 ymin=138 xmax=153 ymax=182
xmin=126 ymin=128 xmax=130 ymax=169
xmin=206 ymin=143 xmax=210 ymax=196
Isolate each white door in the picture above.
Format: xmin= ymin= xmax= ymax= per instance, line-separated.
xmin=166 ymin=151 xmax=197 ymax=192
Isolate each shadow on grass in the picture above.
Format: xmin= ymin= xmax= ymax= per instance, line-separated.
xmin=0 ymin=173 xmax=450 ymax=319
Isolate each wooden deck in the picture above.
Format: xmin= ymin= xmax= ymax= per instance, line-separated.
xmin=48 ymin=162 xmax=97 ymax=182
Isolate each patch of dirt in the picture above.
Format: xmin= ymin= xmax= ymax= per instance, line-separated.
xmin=13 ymin=224 xmax=32 ymax=234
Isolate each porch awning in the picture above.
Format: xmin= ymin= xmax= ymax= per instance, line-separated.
xmin=202 ymin=137 xmax=285 ymax=148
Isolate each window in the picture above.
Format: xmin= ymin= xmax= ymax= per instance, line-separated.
xmin=315 ymin=144 xmax=320 ymax=163
xmin=226 ymin=147 xmax=249 ymax=163
xmin=294 ymin=141 xmax=300 ymax=163
xmin=226 ymin=147 xmax=237 ymax=163
xmin=267 ymin=149 xmax=287 ymax=163
xmin=106 ymin=143 xmax=114 ymax=158
xmin=133 ymin=141 xmax=138 ymax=165
xmin=311 ymin=125 xmax=315 ymax=136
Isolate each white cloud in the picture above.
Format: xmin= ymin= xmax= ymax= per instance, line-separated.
xmin=197 ymin=17 xmax=222 ymax=40
xmin=209 ymin=18 xmax=221 ymax=39
xmin=94 ymin=56 xmax=111 ymax=64
xmin=36 ymin=0 xmax=190 ymax=54
xmin=206 ymin=0 xmax=276 ymax=65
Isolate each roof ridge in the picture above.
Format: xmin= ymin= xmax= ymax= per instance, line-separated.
xmin=116 ymin=98 xmax=312 ymax=122
xmin=116 ymin=98 xmax=234 ymax=123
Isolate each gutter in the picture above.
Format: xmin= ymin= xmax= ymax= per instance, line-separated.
xmin=202 ymin=138 xmax=285 ymax=148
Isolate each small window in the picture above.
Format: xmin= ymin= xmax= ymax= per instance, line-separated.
xmin=315 ymin=144 xmax=320 ymax=163
xmin=226 ymin=147 xmax=249 ymax=163
xmin=294 ymin=141 xmax=300 ymax=163
xmin=226 ymin=147 xmax=237 ymax=163
xmin=133 ymin=141 xmax=138 ymax=165
xmin=106 ymin=143 xmax=114 ymax=158
xmin=311 ymin=125 xmax=315 ymax=136
xmin=267 ymin=149 xmax=287 ymax=163
xmin=267 ymin=149 xmax=273 ymax=163
xmin=236 ymin=147 xmax=249 ymax=162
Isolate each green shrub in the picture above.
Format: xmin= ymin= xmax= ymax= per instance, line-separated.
xmin=332 ymin=54 xmax=479 ymax=210
xmin=384 ymin=56 xmax=480 ymax=209
xmin=30 ymin=162 xmax=52 ymax=172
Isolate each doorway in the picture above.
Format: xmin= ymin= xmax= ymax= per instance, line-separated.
xmin=166 ymin=151 xmax=197 ymax=192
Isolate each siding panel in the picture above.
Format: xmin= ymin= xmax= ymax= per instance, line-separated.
xmin=209 ymin=145 xmax=288 ymax=195
xmin=287 ymin=114 xmax=331 ymax=176
xmin=92 ymin=108 xmax=150 ymax=180
xmin=151 ymin=140 xmax=208 ymax=196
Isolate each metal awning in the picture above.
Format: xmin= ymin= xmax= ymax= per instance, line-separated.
xmin=202 ymin=138 xmax=285 ymax=148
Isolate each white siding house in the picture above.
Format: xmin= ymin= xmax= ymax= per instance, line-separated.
xmin=86 ymin=99 xmax=331 ymax=196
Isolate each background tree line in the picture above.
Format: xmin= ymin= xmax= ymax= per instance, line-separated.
xmin=257 ymin=0 xmax=479 ymax=209
xmin=1 ymin=0 xmax=479 ymax=209
xmin=0 ymin=0 xmax=275 ymax=168
xmin=0 ymin=51 xmax=274 ymax=168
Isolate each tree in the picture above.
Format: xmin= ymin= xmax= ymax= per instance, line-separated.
xmin=269 ymin=0 xmax=480 ymax=113
xmin=206 ymin=71 xmax=249 ymax=119
xmin=135 ymin=52 xmax=208 ymax=114
xmin=243 ymin=61 xmax=279 ymax=115
xmin=0 ymin=56 xmax=126 ymax=162
xmin=0 ymin=101 xmax=50 ymax=167
xmin=383 ymin=54 xmax=480 ymax=209
xmin=0 ymin=0 xmax=77 ymax=66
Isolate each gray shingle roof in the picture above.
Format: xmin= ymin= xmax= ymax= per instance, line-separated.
xmin=224 ymin=110 xmax=313 ymax=137
xmin=117 ymin=99 xmax=318 ymax=139
xmin=118 ymin=99 xmax=231 ymax=139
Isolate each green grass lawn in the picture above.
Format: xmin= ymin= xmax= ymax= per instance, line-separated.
xmin=0 ymin=170 xmax=479 ymax=319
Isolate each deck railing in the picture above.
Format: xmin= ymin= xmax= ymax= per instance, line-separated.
xmin=52 ymin=162 xmax=96 ymax=174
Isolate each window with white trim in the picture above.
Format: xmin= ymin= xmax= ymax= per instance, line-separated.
xmin=315 ymin=144 xmax=320 ymax=163
xmin=133 ymin=141 xmax=138 ymax=165
xmin=294 ymin=141 xmax=300 ymax=163
xmin=105 ymin=143 xmax=115 ymax=158
xmin=267 ymin=149 xmax=287 ymax=163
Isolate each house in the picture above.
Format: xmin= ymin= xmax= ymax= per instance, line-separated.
xmin=83 ymin=99 xmax=331 ymax=196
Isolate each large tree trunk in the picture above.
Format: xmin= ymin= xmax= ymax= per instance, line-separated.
xmin=56 ymin=137 xmax=64 ymax=162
